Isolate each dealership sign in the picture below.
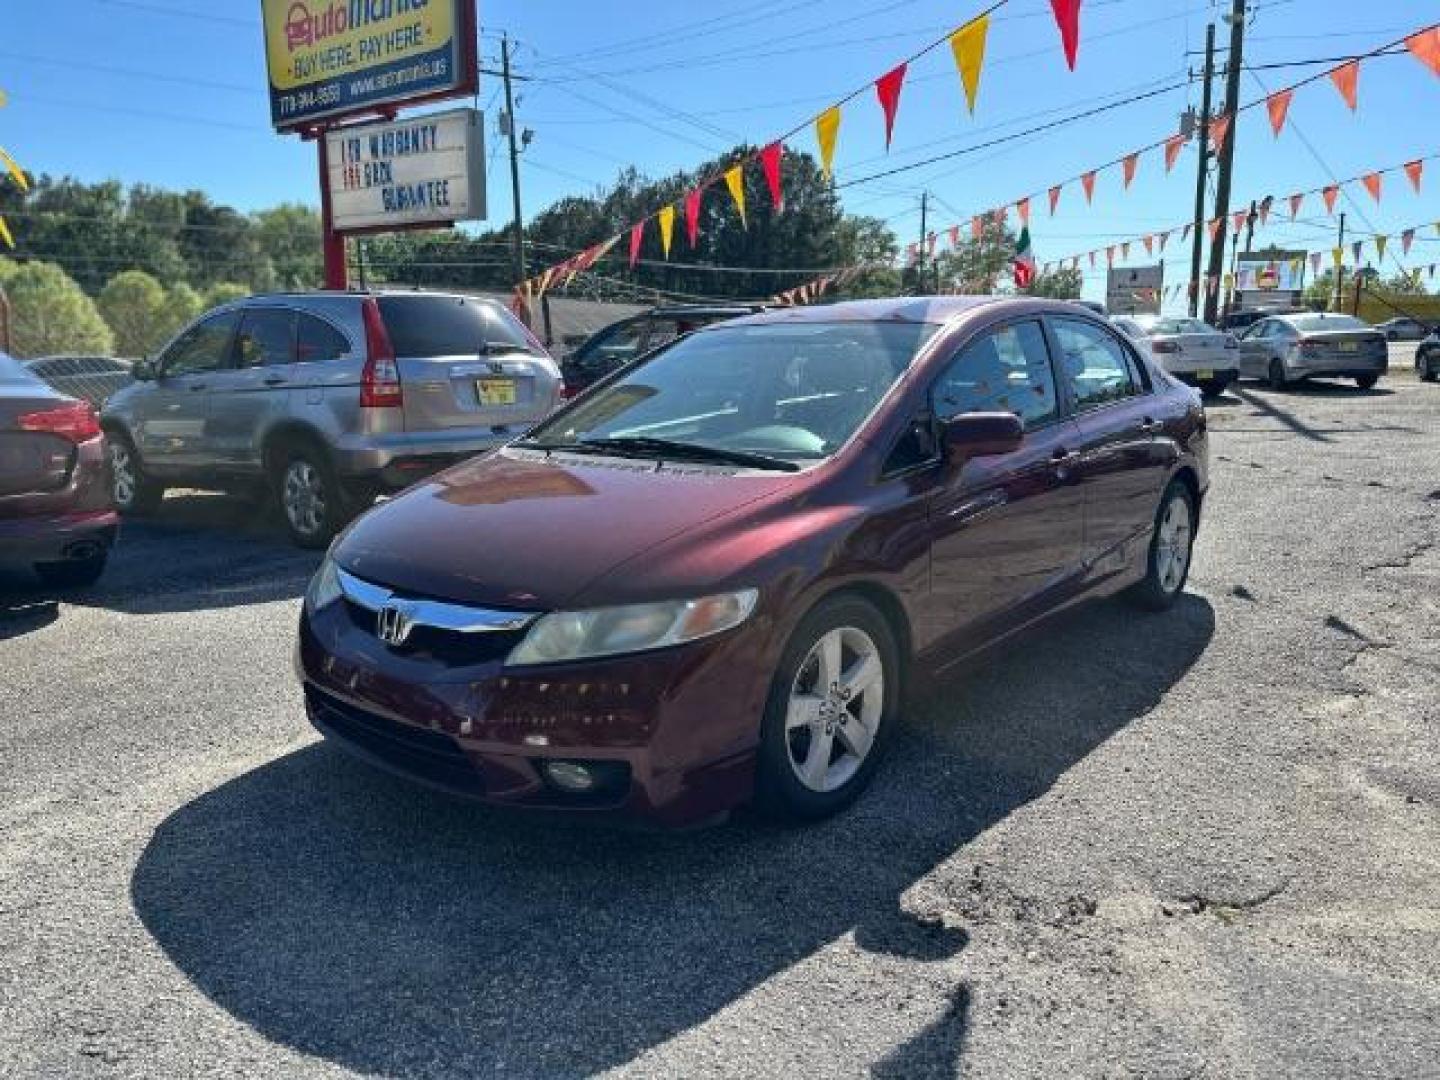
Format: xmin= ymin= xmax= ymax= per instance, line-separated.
xmin=262 ymin=0 xmax=475 ymax=129
xmin=324 ymin=108 xmax=485 ymax=231
xmin=1236 ymin=253 xmax=1306 ymax=293
xmin=1105 ymin=264 xmax=1164 ymax=315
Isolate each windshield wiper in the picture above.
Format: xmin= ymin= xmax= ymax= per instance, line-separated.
xmin=580 ymin=436 xmax=801 ymax=472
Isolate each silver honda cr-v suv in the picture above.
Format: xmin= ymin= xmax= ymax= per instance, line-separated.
xmin=101 ymin=291 xmax=561 ymax=547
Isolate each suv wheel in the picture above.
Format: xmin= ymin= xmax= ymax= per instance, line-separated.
xmin=107 ymin=433 xmax=164 ymax=515
xmin=277 ymin=446 xmax=345 ymax=549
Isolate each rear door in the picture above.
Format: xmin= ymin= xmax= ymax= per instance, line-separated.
xmin=378 ymin=295 xmax=561 ymax=434
xmin=135 ymin=309 xmax=239 ymax=473
xmin=1237 ymin=318 xmax=1278 ymax=377
xmin=1048 ymin=315 xmax=1171 ymax=574
xmin=207 ymin=306 xmax=295 ymax=471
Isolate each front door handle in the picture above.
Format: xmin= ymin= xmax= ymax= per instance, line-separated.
xmin=189 ymin=383 xmax=207 ymax=392
xmin=1139 ymin=418 xmax=1162 ymax=434
xmin=263 ymin=375 xmax=287 ymax=386
xmin=1050 ymin=447 xmax=1080 ymax=464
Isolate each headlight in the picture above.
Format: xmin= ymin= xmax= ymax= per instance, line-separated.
xmin=506 ymin=589 xmax=758 ymax=666
xmin=304 ymin=555 xmax=344 ymax=614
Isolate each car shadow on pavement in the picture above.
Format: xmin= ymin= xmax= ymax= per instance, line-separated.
xmin=0 ymin=595 xmax=59 ymax=641
xmin=131 ymin=594 xmax=1215 ymax=1077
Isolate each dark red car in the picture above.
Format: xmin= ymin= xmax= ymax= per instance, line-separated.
xmin=297 ymin=297 xmax=1208 ymax=825
xmin=0 ymin=352 xmax=116 ymax=587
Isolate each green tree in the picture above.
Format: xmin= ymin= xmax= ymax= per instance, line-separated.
xmin=201 ymin=282 xmax=250 ymax=309
xmin=4 ymin=260 xmax=114 ymax=357
xmin=98 ymin=269 xmax=169 ymax=356
xmin=1024 ymin=265 xmax=1083 ymax=299
xmin=254 ymin=204 xmax=322 ymax=288
xmin=161 ymin=283 xmax=204 ymax=342
xmin=1381 ymin=270 xmax=1428 ymax=296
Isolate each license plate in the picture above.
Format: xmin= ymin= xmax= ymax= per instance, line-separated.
xmin=1196 ymin=369 xmax=1213 ymax=379
xmin=1338 ymin=340 xmax=1357 ymax=352
xmin=476 ymin=377 xmax=517 ymax=406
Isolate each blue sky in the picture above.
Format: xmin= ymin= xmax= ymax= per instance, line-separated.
xmin=3 ymin=0 xmax=1438 ymax=304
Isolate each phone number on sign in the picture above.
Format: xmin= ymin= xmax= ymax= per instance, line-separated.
xmin=277 ymin=84 xmax=343 ymax=118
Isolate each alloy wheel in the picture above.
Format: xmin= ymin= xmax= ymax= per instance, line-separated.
xmin=1155 ymin=493 xmax=1193 ymax=595
xmin=283 ymin=459 xmax=326 ymax=539
xmin=785 ymin=626 xmax=885 ymax=793
xmin=109 ymin=441 xmax=136 ymax=508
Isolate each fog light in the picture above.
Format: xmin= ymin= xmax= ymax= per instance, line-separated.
xmin=538 ymin=759 xmax=630 ymax=796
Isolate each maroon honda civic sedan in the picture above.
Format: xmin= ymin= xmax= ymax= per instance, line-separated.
xmin=297 ymin=297 xmax=1208 ymax=826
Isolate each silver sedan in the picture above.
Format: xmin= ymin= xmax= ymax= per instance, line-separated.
xmin=1236 ymin=313 xmax=1388 ymax=391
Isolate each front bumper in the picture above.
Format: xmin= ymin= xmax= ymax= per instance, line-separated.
xmin=295 ymin=598 xmax=775 ymax=826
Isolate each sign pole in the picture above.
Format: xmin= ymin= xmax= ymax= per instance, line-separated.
xmin=317 ymin=134 xmax=348 ymax=290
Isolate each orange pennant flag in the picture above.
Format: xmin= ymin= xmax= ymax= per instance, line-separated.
xmin=1016 ymin=197 xmax=1030 ymax=226
xmin=658 ymin=205 xmax=675 ymax=258
xmin=1329 ymin=60 xmax=1359 ymax=110
xmin=1080 ymin=170 xmax=1096 ymax=203
xmin=724 ymin=164 xmax=747 ymax=227
xmin=1208 ymin=113 xmax=1231 ymax=155
xmin=1122 ymin=152 xmax=1139 ymax=189
xmin=1142 ymin=235 xmax=1153 ymax=256
xmin=1266 ymin=89 xmax=1293 ymax=137
xmin=1048 ymin=184 xmax=1062 ymax=215
xmin=1207 ymin=217 xmax=1223 ymax=241
xmin=1404 ymin=159 xmax=1424 ymax=193
xmin=949 ymin=14 xmax=989 ymax=115
xmin=1362 ymin=172 xmax=1382 ymax=204
xmin=1288 ymin=192 xmax=1303 ymax=219
xmin=1322 ymin=184 xmax=1339 ymax=214
xmin=971 ymin=216 xmax=983 ymax=240
xmin=1404 ymin=28 xmax=1440 ymax=77
xmin=1105 ymin=245 xmax=1114 ymax=266
xmin=815 ymin=107 xmax=841 ymax=179
xmin=1231 ymin=210 xmax=1247 ymax=236
xmin=1164 ymin=133 xmax=1186 ymax=173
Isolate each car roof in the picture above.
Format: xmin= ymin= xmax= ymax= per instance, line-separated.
xmin=244 ymin=289 xmax=505 ymax=306
xmin=648 ymin=303 xmax=764 ymax=317
xmin=712 ymin=295 xmax=1070 ymax=329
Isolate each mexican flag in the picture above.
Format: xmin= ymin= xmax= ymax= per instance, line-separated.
xmin=1012 ymin=226 xmax=1036 ymax=289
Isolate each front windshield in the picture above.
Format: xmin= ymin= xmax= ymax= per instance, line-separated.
xmin=525 ymin=321 xmax=938 ymax=461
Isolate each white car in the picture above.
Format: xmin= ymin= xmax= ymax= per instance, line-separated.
xmin=1117 ymin=315 xmax=1240 ymax=398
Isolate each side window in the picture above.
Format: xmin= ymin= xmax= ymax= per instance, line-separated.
xmin=295 ymin=313 xmax=350 ymax=364
xmin=641 ymin=318 xmax=685 ymax=352
xmin=234 ymin=309 xmax=294 ymax=368
xmin=933 ymin=321 xmax=1058 ymax=431
xmin=161 ymin=311 xmax=239 ymax=376
xmin=1051 ymin=318 xmax=1138 ymax=411
xmin=579 ymin=320 xmax=646 ymax=369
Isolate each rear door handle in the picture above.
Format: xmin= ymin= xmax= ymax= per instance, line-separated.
xmin=1050 ymin=447 xmax=1080 ymax=464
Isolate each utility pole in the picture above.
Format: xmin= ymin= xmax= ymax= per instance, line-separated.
xmin=1188 ymin=22 xmax=1216 ymax=318
xmin=1334 ymin=212 xmax=1347 ymax=312
xmin=1203 ymin=0 xmax=1246 ymax=323
xmin=501 ymin=34 xmax=526 ymax=286
xmin=917 ymin=191 xmax=929 ymax=296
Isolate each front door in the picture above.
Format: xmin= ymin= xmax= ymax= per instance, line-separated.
xmin=135 ymin=309 xmax=239 ymax=474
xmin=925 ymin=318 xmax=1087 ymax=649
xmin=208 ymin=306 xmax=295 ymax=471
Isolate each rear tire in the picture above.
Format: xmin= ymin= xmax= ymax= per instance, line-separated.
xmin=1267 ymin=358 xmax=1290 ymax=391
xmin=755 ymin=595 xmax=900 ymax=822
xmin=1421 ymin=354 xmax=1438 ymax=383
xmin=106 ymin=432 xmax=164 ymax=515
xmin=1199 ymin=379 xmax=1228 ymax=399
xmin=1126 ymin=481 xmax=1196 ymax=612
xmin=274 ymin=443 xmax=348 ymax=549
xmin=34 ymin=552 xmax=108 ymax=589
xmin=1355 ymin=374 xmax=1379 ymax=390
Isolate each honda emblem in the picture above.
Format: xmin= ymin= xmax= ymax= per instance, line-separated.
xmin=375 ymin=602 xmax=414 ymax=647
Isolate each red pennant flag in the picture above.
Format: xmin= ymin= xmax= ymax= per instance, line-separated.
xmin=1049 ymin=0 xmax=1081 ymax=70
xmin=1105 ymin=245 xmax=1115 ymax=266
xmin=1016 ymin=197 xmax=1031 ymax=226
xmin=684 ymin=187 xmax=703 ymax=248
xmin=1142 ymin=235 xmax=1153 ymax=256
xmin=1258 ymin=195 xmax=1273 ymax=228
xmin=874 ymin=63 xmax=907 ymax=149
xmin=905 ymin=243 xmax=918 ymax=264
xmin=1362 ymin=172 xmax=1382 ymax=203
xmin=1404 ymin=159 xmax=1424 ymax=193
xmin=1402 ymin=228 xmax=1416 ymax=256
xmin=1048 ymin=185 xmax=1062 ymax=215
xmin=759 ymin=142 xmax=784 ymax=211
xmin=1080 ymin=170 xmax=1096 ymax=203
xmin=628 ymin=221 xmax=644 ymax=268
xmin=1266 ymin=89 xmax=1293 ymax=137
xmin=1208 ymin=113 xmax=1231 ymax=155
xmin=1404 ymin=28 xmax=1440 ymax=78
xmin=1322 ymin=184 xmax=1339 ymax=214
xmin=1288 ymin=192 xmax=1303 ymax=219
xmin=1164 ymin=133 xmax=1186 ymax=173
xmin=1231 ymin=209 xmax=1247 ymax=236
xmin=1329 ymin=60 xmax=1359 ymax=110
xmin=947 ymin=225 xmax=960 ymax=249
xmin=971 ymin=216 xmax=983 ymax=240
xmin=1122 ymin=152 xmax=1139 ymax=189
xmin=1207 ymin=217 xmax=1222 ymax=241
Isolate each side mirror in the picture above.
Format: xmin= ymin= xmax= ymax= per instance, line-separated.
xmin=132 ymin=357 xmax=157 ymax=381
xmin=943 ymin=411 xmax=1024 ymax=459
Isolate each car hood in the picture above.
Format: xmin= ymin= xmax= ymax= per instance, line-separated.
xmin=333 ymin=447 xmax=797 ymax=610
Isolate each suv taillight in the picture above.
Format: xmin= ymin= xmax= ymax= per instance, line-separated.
xmin=360 ymin=298 xmax=403 ymax=408
xmin=18 ymin=401 xmax=101 ymax=443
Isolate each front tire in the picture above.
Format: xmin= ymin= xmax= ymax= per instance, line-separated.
xmin=276 ymin=444 xmax=347 ymax=549
xmin=755 ymin=596 xmax=900 ymax=822
xmin=1355 ymin=374 xmax=1379 ymax=390
xmin=1199 ymin=378 xmax=1229 ymax=399
xmin=1126 ymin=481 xmax=1196 ymax=612
xmin=106 ymin=433 xmax=164 ymax=515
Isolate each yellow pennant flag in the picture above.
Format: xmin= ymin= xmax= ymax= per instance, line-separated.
xmin=0 ymin=146 xmax=27 ymax=192
xmin=0 ymin=215 xmax=12 ymax=249
xmin=1332 ymin=246 xmax=1344 ymax=268
xmin=658 ymin=205 xmax=675 ymax=258
xmin=815 ymin=106 xmax=841 ymax=179
xmin=949 ymin=14 xmax=989 ymax=115
xmin=1375 ymin=234 xmax=1388 ymax=260
xmin=723 ymin=165 xmax=747 ymax=227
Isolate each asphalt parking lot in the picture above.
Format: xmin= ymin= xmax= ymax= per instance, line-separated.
xmin=2 ymin=350 xmax=1437 ymax=1079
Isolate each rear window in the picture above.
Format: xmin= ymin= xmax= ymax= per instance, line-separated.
xmin=0 ymin=353 xmax=38 ymax=385
xmin=377 ymin=295 xmax=543 ymax=359
xmin=1288 ymin=314 xmax=1369 ymax=332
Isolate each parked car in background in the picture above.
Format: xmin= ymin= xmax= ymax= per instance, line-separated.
xmin=1416 ymin=329 xmax=1439 ymax=383
xmin=101 ymin=290 xmax=561 ymax=548
xmin=560 ymin=303 xmax=764 ymax=396
xmin=0 ymin=352 xmax=116 ymax=587
xmin=1118 ymin=314 xmax=1239 ymax=398
xmin=1217 ymin=306 xmax=1307 ymax=333
xmin=297 ymin=296 xmax=1208 ymax=826
xmin=25 ymin=356 xmax=135 ymax=408
xmin=1236 ymin=312 xmax=1388 ymax=390
xmin=1375 ymin=316 xmax=1432 ymax=342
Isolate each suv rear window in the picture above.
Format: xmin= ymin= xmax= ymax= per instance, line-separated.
xmin=377 ymin=296 xmax=542 ymax=359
